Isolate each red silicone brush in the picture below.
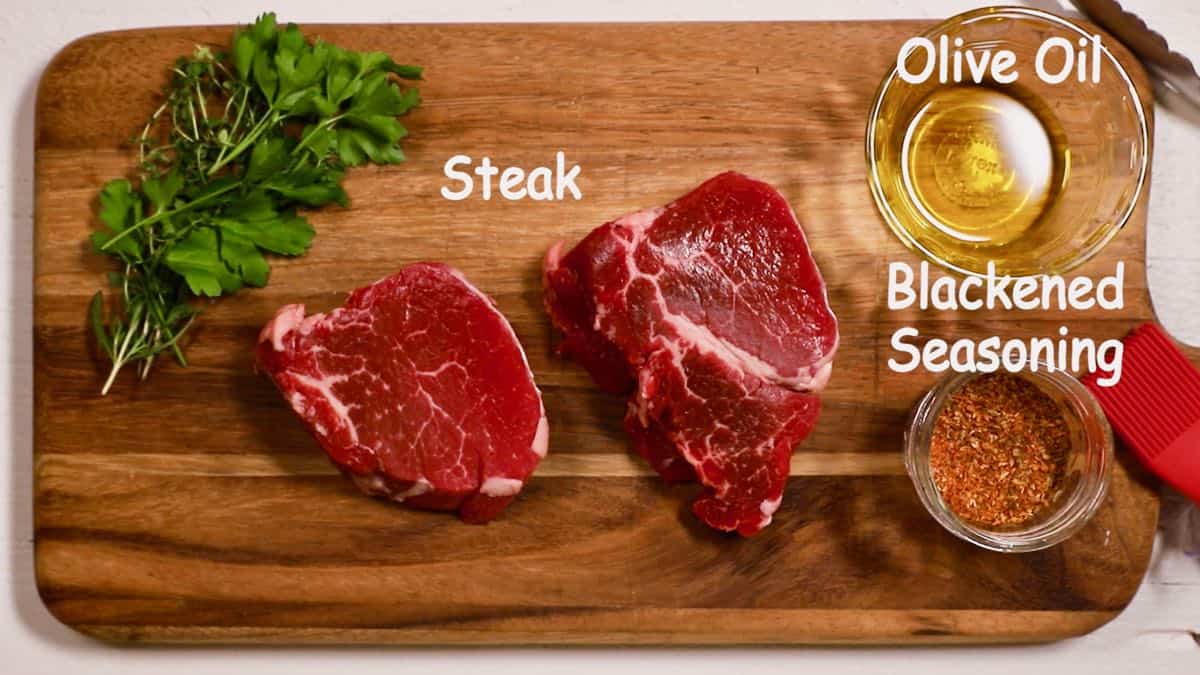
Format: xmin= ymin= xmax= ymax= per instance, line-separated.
xmin=1084 ymin=322 xmax=1200 ymax=505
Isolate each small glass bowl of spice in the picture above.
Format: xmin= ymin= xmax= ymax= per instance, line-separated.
xmin=905 ymin=370 xmax=1112 ymax=552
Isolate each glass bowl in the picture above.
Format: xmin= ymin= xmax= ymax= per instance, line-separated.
xmin=866 ymin=6 xmax=1150 ymax=277
xmin=904 ymin=369 xmax=1113 ymax=552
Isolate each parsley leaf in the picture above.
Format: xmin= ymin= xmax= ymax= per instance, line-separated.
xmin=216 ymin=191 xmax=315 ymax=256
xmin=167 ymin=227 xmax=243 ymax=296
xmin=92 ymin=180 xmax=144 ymax=259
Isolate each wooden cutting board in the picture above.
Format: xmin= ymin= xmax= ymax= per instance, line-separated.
xmin=34 ymin=21 xmax=1190 ymax=645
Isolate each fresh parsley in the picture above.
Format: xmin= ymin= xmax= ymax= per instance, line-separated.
xmin=89 ymin=13 xmax=421 ymax=394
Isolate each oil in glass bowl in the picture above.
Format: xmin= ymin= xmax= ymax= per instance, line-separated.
xmin=899 ymin=84 xmax=1069 ymax=250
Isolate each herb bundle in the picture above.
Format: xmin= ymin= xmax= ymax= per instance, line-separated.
xmin=89 ymin=13 xmax=421 ymax=394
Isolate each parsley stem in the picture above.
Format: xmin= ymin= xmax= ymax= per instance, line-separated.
xmin=207 ymin=109 xmax=281 ymax=176
xmin=225 ymin=87 xmax=251 ymax=151
xmin=288 ymin=114 xmax=345 ymax=169
xmin=99 ymin=181 xmax=241 ymax=252
xmin=100 ymin=357 xmax=125 ymax=396
xmin=101 ymin=303 xmax=143 ymax=396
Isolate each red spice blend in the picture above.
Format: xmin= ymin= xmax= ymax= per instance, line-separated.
xmin=929 ymin=373 xmax=1070 ymax=528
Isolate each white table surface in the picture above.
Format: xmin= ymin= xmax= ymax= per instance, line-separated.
xmin=3 ymin=0 xmax=1198 ymax=672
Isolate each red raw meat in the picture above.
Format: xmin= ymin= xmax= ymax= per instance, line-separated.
xmin=257 ymin=263 xmax=548 ymax=523
xmin=544 ymin=172 xmax=838 ymax=535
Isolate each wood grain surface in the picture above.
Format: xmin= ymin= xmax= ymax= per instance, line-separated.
xmin=33 ymin=21 xmax=1186 ymax=645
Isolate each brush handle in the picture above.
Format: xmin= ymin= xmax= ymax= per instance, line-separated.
xmin=1160 ymin=420 xmax=1200 ymax=506
xmin=1153 ymin=328 xmax=1200 ymax=506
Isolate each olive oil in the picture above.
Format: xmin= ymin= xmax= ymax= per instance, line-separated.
xmin=877 ymin=83 xmax=1071 ymax=272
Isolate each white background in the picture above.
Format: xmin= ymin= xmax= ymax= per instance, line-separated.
xmin=3 ymin=1 xmax=1198 ymax=673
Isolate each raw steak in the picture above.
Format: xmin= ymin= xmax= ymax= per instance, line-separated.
xmin=544 ymin=172 xmax=838 ymax=535
xmin=256 ymin=263 xmax=548 ymax=523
